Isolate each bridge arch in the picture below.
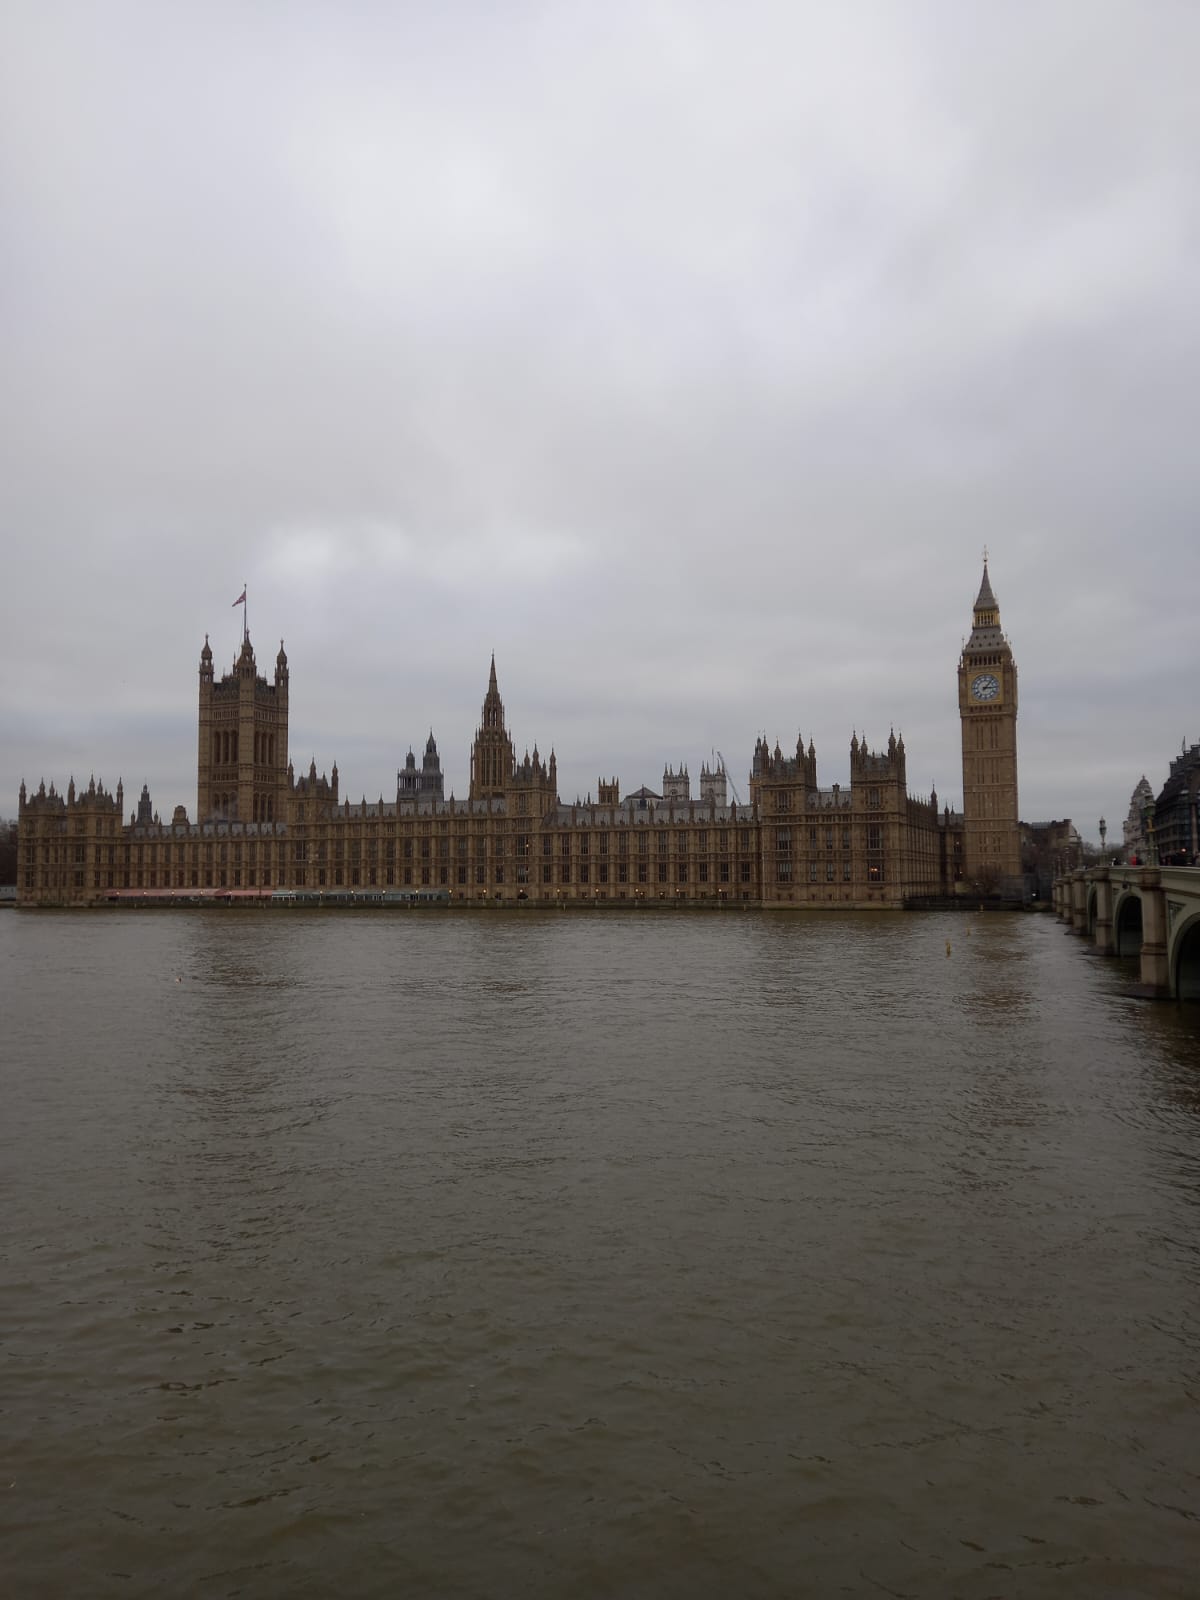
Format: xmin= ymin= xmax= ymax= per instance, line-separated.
xmin=1172 ymin=911 xmax=1200 ymax=1002
xmin=1113 ymin=891 xmax=1143 ymax=957
xmin=1061 ymin=866 xmax=1200 ymax=999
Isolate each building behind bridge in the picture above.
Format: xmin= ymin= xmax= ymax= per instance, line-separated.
xmin=1151 ymin=743 xmax=1200 ymax=866
xmin=1123 ymin=777 xmax=1155 ymax=864
xmin=1021 ymin=819 xmax=1082 ymax=899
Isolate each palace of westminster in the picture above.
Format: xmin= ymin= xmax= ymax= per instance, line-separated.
xmin=15 ymin=565 xmax=1022 ymax=909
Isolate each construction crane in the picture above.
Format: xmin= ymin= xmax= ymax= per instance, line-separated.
xmin=716 ymin=751 xmax=743 ymax=808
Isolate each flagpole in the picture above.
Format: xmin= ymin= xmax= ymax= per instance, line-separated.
xmin=244 ymin=583 xmax=248 ymax=643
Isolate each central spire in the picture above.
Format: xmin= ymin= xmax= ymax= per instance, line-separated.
xmin=974 ymin=559 xmax=998 ymax=615
xmin=966 ymin=558 xmax=1003 ymax=651
xmin=481 ymin=654 xmax=505 ymax=731
xmin=470 ymin=656 xmax=514 ymax=800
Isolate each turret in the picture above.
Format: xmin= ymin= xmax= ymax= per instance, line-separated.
xmin=662 ymin=764 xmax=690 ymax=804
xmin=967 ymin=561 xmax=1003 ymax=648
xmin=470 ymin=656 xmax=515 ymax=800
xmin=699 ymin=762 xmax=726 ymax=807
xmin=398 ymin=749 xmax=419 ymax=799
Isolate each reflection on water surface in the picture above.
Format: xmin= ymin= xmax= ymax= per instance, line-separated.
xmin=3 ymin=910 xmax=1199 ymax=1597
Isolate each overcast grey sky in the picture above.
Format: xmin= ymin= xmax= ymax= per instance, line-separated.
xmin=3 ymin=1 xmax=1197 ymax=836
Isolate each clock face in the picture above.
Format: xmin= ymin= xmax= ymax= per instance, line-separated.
xmin=971 ymin=673 xmax=1000 ymax=702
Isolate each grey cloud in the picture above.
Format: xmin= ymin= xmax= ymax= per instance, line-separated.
xmin=2 ymin=1 xmax=1199 ymax=838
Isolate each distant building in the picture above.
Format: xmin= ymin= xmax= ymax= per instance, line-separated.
xmin=17 ymin=564 xmax=1024 ymax=908
xmin=699 ymin=762 xmax=727 ymax=807
xmin=661 ymin=765 xmax=690 ymax=804
xmin=398 ymin=734 xmax=444 ymax=806
xmin=1124 ymin=776 xmax=1154 ymax=863
xmin=1153 ymin=743 xmax=1200 ymax=866
xmin=1021 ymin=819 xmax=1080 ymax=898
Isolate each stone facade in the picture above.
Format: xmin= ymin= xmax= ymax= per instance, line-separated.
xmin=18 ymin=570 xmax=1021 ymax=909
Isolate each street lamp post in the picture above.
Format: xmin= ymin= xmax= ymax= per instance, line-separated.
xmin=1099 ymin=816 xmax=1107 ymax=861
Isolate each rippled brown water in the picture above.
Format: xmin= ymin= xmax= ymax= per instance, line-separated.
xmin=3 ymin=908 xmax=1199 ymax=1598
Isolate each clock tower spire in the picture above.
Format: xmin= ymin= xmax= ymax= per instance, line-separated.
xmin=959 ymin=559 xmax=1021 ymax=890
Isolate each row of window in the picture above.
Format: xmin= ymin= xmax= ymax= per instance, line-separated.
xmin=183 ymin=832 xmax=761 ymax=862
xmin=208 ymin=792 xmax=278 ymax=822
xmin=207 ymin=730 xmax=280 ymax=766
xmin=30 ymin=838 xmax=896 ymax=876
xmin=773 ymin=788 xmax=885 ymax=812
xmin=778 ymin=861 xmax=886 ymax=883
xmin=774 ymin=826 xmax=885 ymax=851
xmin=28 ymin=834 xmax=761 ymax=870
xmin=27 ymin=860 xmax=899 ymax=895
xmin=30 ymin=859 xmax=767 ymax=894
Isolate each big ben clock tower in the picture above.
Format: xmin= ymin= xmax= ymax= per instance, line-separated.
xmin=959 ymin=557 xmax=1021 ymax=887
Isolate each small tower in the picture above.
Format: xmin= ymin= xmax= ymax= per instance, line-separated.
xmin=421 ymin=732 xmax=444 ymax=800
xmin=662 ymin=764 xmax=690 ymax=804
xmin=699 ymin=761 xmax=727 ymax=807
xmin=748 ymin=735 xmax=816 ymax=814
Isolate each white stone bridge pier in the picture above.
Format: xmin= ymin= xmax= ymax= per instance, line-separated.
xmin=1054 ymin=865 xmax=1200 ymax=1000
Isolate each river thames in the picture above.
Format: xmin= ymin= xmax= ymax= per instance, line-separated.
xmin=3 ymin=908 xmax=1198 ymax=1597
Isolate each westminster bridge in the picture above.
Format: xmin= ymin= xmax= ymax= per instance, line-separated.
xmin=1054 ymin=865 xmax=1200 ymax=1000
